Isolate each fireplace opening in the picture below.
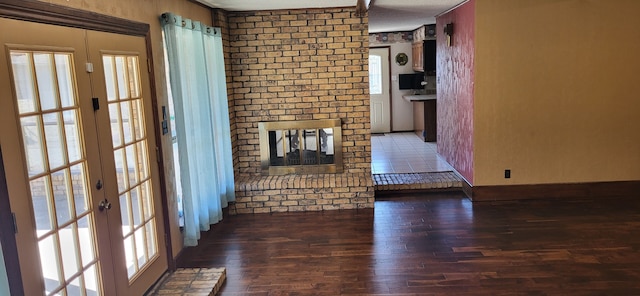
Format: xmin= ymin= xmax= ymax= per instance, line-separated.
xmin=258 ymin=119 xmax=343 ymax=175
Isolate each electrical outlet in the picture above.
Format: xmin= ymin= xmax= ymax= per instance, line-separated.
xmin=504 ymin=169 xmax=511 ymax=179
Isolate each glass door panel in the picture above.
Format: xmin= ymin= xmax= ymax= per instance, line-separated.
xmin=9 ymin=50 xmax=102 ymax=296
xmin=1 ymin=18 xmax=167 ymax=296
xmin=102 ymin=54 xmax=158 ymax=281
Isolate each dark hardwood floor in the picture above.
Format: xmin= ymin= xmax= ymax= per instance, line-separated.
xmin=176 ymin=192 xmax=640 ymax=295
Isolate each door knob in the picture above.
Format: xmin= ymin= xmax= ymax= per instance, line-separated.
xmin=98 ymin=199 xmax=112 ymax=211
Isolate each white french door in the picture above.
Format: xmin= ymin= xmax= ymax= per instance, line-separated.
xmin=0 ymin=17 xmax=166 ymax=296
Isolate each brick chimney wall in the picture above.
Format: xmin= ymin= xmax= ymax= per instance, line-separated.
xmin=226 ymin=7 xmax=374 ymax=213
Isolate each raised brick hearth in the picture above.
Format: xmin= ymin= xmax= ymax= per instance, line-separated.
xmin=233 ymin=173 xmax=374 ymax=214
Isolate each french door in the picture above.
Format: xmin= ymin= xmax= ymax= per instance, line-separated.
xmin=0 ymin=17 xmax=167 ymax=295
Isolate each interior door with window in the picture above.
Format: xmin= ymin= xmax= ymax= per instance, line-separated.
xmin=369 ymin=47 xmax=391 ymax=133
xmin=0 ymin=17 xmax=166 ymax=296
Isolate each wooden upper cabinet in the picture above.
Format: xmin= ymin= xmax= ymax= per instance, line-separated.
xmin=412 ymin=24 xmax=436 ymax=73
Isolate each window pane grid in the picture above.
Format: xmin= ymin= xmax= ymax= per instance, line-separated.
xmin=10 ymin=49 xmax=100 ymax=296
xmin=49 ymin=261 xmax=100 ymax=296
xmin=34 ymin=53 xmax=60 ymax=111
xmin=122 ymin=217 xmax=156 ymax=277
xmin=17 ymin=105 xmax=81 ymax=117
xmin=103 ymin=54 xmax=157 ymax=281
xmin=10 ymin=51 xmax=38 ymax=113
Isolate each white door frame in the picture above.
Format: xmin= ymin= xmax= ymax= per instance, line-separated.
xmin=369 ymin=46 xmax=392 ymax=133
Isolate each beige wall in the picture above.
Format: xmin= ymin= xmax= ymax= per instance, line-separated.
xmin=474 ymin=0 xmax=640 ymax=186
xmin=389 ymin=42 xmax=416 ymax=132
xmin=38 ymin=0 xmax=213 ymax=257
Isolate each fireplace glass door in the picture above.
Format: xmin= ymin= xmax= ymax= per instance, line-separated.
xmin=259 ymin=119 xmax=342 ymax=175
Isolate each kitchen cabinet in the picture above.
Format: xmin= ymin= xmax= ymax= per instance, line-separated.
xmin=403 ymin=95 xmax=437 ymax=142
xmin=412 ymin=24 xmax=437 ymax=73
xmin=412 ymin=40 xmax=436 ymax=73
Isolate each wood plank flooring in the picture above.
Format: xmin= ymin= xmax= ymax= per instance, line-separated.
xmin=176 ymin=192 xmax=640 ymax=295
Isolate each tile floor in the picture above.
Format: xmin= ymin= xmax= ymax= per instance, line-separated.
xmin=371 ymin=132 xmax=455 ymax=174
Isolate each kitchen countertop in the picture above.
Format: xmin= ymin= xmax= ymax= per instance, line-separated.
xmin=402 ymin=94 xmax=437 ymax=102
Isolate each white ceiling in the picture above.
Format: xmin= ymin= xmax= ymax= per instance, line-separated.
xmin=369 ymin=0 xmax=463 ymax=32
xmin=194 ymin=0 xmax=355 ymax=11
xmin=194 ymin=0 xmax=464 ymax=33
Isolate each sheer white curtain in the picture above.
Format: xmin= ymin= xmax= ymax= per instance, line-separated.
xmin=161 ymin=13 xmax=235 ymax=246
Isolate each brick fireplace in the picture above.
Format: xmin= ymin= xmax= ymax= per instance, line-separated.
xmin=227 ymin=7 xmax=374 ymax=213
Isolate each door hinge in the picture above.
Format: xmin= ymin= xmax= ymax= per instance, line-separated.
xmin=147 ymin=58 xmax=152 ymax=73
xmin=12 ymin=212 xmax=17 ymax=234
xmin=156 ymin=147 xmax=161 ymax=163
xmin=92 ymin=97 xmax=100 ymax=111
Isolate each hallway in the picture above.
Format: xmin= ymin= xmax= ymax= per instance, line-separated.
xmin=371 ymin=133 xmax=462 ymax=192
